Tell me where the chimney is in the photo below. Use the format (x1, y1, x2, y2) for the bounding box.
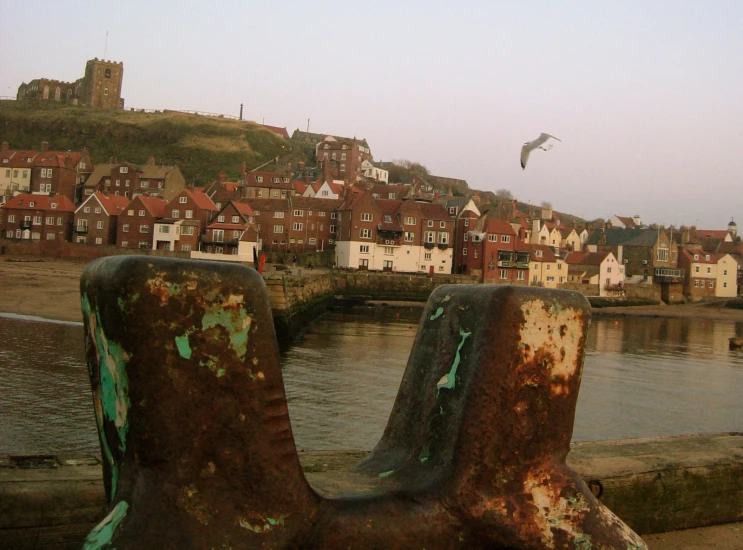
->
(219, 172, 227, 183)
(1, 142, 8, 152)
(41, 141, 49, 152)
(239, 162, 247, 179)
(65, 153, 73, 169)
(147, 156, 155, 166)
(512, 199, 518, 218)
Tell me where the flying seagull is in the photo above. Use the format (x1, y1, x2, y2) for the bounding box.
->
(521, 133, 562, 170)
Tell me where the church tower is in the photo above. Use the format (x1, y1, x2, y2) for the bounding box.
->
(80, 58, 124, 109)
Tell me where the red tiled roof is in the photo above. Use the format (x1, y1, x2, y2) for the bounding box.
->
(182, 188, 218, 211)
(293, 181, 308, 194)
(695, 229, 730, 240)
(242, 198, 289, 212)
(244, 172, 293, 189)
(0, 151, 38, 168)
(234, 202, 255, 217)
(528, 243, 557, 262)
(2, 193, 75, 212)
(484, 218, 517, 236)
(259, 125, 290, 140)
(136, 195, 168, 217)
(565, 251, 610, 266)
(92, 192, 131, 215)
(34, 152, 83, 168)
(418, 202, 449, 220)
(681, 249, 724, 264)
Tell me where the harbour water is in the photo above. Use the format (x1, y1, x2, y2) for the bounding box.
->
(1, 310, 742, 455)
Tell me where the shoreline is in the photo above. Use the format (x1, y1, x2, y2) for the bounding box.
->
(3, 256, 743, 324)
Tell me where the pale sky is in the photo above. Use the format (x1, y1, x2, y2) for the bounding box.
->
(2, 1, 741, 229)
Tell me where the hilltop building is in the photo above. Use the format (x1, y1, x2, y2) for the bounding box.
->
(16, 58, 124, 109)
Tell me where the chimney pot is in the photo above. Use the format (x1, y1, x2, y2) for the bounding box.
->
(1, 142, 8, 152)
(41, 141, 49, 152)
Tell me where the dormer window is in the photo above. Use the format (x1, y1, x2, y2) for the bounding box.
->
(2, 159, 7, 164)
(29, 201, 35, 207)
(179, 196, 187, 203)
(121, 167, 129, 173)
(272, 177, 280, 183)
(705, 255, 710, 260)
(51, 203, 57, 209)
(256, 176, 263, 182)
(536, 250, 543, 257)
(694, 254, 699, 260)
(283, 177, 290, 183)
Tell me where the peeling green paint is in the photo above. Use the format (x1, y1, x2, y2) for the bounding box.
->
(437, 328, 472, 393)
(216, 368, 226, 377)
(572, 534, 593, 549)
(418, 445, 430, 463)
(83, 500, 129, 550)
(378, 470, 394, 478)
(238, 515, 286, 533)
(82, 293, 130, 502)
(202, 299, 252, 361)
(429, 307, 444, 321)
(443, 295, 451, 302)
(175, 334, 192, 359)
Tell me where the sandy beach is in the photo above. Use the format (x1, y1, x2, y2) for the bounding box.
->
(1, 255, 742, 548)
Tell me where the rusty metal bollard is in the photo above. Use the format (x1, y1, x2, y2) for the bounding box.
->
(81, 256, 646, 549)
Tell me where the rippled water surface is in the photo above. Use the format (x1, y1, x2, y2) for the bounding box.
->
(1, 311, 743, 454)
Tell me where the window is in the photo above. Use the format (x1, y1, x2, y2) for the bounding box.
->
(293, 223, 303, 231)
(360, 228, 371, 239)
(331, 212, 338, 219)
(607, 267, 611, 273)
(217, 215, 225, 222)
(139, 225, 149, 233)
(463, 248, 468, 256)
(384, 260, 393, 269)
(463, 233, 469, 241)
(57, 217, 62, 225)
(48, 233, 57, 241)
(46, 216, 54, 225)
(122, 224, 130, 232)
(33, 216, 42, 225)
(384, 247, 394, 255)
(96, 221, 104, 229)
(388, 193, 395, 199)
(172, 209, 180, 218)
(256, 176, 263, 182)
(501, 235, 510, 243)
(707, 267, 711, 274)
(425, 231, 435, 243)
(474, 250, 479, 259)
(8, 215, 15, 223)
(361, 213, 373, 222)
(185, 210, 193, 219)
(77, 219, 88, 231)
(273, 225, 284, 234)
(181, 244, 191, 252)
(405, 231, 414, 242)
(330, 225, 337, 233)
(535, 250, 543, 257)
(424, 252, 432, 260)
(308, 238, 316, 245)
(405, 216, 416, 225)
(517, 271, 525, 280)
(138, 210, 145, 217)
(274, 211, 284, 218)
(695, 266, 700, 273)
(140, 181, 148, 188)
(294, 210, 304, 217)
(657, 248, 669, 262)
(360, 245, 369, 254)
(359, 259, 369, 268)
(213, 230, 224, 242)
(709, 281, 714, 288)
(121, 167, 129, 174)
(94, 207, 101, 214)
(438, 232, 449, 244)
(179, 196, 187, 204)
(121, 241, 128, 248)
(440, 221, 446, 228)
(182, 226, 194, 235)
(427, 220, 433, 227)
(231, 216, 240, 223)
(160, 226, 170, 234)
(84, 206, 91, 213)
(488, 235, 497, 242)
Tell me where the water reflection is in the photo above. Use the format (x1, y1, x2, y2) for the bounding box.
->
(1, 310, 742, 455)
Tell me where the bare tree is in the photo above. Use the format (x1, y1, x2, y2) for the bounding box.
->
(495, 188, 513, 201)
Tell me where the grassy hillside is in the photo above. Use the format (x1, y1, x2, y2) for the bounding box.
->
(0, 101, 298, 185)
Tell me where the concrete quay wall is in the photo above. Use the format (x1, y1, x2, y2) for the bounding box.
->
(1, 433, 741, 549)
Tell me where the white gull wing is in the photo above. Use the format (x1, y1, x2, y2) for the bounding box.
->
(521, 133, 562, 169)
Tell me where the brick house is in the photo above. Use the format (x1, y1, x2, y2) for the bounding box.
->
(242, 171, 294, 199)
(334, 193, 453, 273)
(246, 198, 292, 253)
(453, 209, 480, 274)
(286, 197, 343, 252)
(84, 158, 185, 203)
(116, 195, 168, 250)
(152, 188, 219, 252)
(464, 216, 526, 283)
(316, 137, 372, 182)
(73, 192, 131, 245)
(31, 144, 93, 203)
(1, 193, 75, 242)
(194, 201, 258, 261)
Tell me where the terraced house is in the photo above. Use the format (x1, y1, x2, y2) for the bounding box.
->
(73, 192, 131, 245)
(334, 192, 453, 273)
(116, 195, 168, 250)
(193, 201, 258, 262)
(1, 193, 75, 242)
(152, 188, 218, 252)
